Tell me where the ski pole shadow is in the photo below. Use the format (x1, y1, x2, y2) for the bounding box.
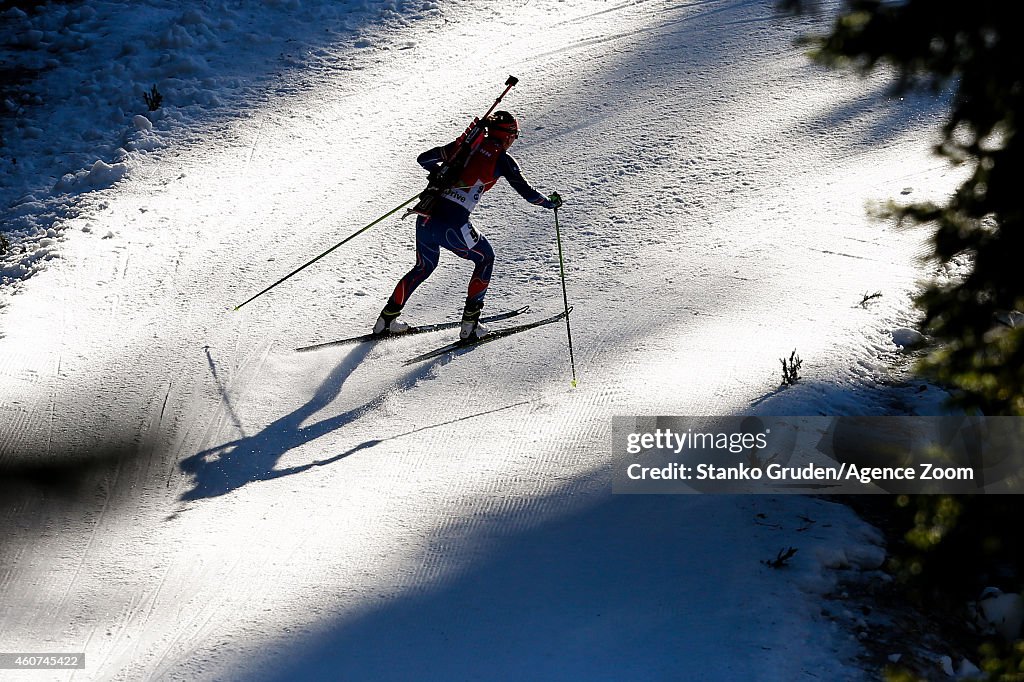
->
(279, 398, 534, 475)
(203, 345, 248, 439)
(178, 341, 418, 502)
(178, 335, 536, 504)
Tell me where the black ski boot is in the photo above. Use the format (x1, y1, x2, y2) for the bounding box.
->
(459, 298, 488, 341)
(373, 299, 409, 335)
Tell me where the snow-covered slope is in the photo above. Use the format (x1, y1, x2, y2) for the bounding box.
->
(1, 0, 957, 679)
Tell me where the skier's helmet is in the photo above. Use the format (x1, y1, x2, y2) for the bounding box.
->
(486, 111, 519, 149)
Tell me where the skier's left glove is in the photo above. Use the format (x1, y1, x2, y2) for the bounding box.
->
(542, 192, 563, 210)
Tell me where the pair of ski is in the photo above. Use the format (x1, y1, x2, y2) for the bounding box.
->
(295, 305, 571, 365)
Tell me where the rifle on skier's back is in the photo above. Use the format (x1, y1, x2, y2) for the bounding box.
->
(406, 75, 519, 219)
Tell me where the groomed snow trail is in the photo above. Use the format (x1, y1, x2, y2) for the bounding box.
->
(1, 0, 954, 679)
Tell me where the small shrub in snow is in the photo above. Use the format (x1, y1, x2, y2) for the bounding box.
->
(762, 547, 798, 568)
(143, 84, 163, 111)
(0, 233, 9, 256)
(780, 349, 802, 386)
(859, 291, 882, 308)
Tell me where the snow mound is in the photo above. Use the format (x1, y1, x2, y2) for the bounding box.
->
(890, 327, 925, 350)
(55, 159, 128, 193)
(995, 310, 1024, 328)
(975, 588, 1024, 642)
(816, 544, 886, 571)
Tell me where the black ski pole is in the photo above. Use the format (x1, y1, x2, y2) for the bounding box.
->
(233, 191, 421, 311)
(551, 193, 578, 387)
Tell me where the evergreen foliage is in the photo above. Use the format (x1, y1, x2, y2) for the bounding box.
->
(794, 0, 1024, 414)
(886, 495, 1024, 680)
(784, 5, 1024, 675)
(143, 84, 163, 112)
(780, 349, 802, 386)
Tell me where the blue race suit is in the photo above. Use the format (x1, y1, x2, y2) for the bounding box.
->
(386, 139, 552, 312)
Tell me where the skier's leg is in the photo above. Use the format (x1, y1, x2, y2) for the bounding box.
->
(439, 221, 495, 339)
(374, 217, 441, 334)
(466, 235, 495, 307)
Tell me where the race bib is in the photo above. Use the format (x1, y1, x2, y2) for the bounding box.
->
(460, 222, 481, 246)
(442, 180, 486, 212)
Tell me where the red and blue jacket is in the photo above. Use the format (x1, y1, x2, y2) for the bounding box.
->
(417, 140, 552, 224)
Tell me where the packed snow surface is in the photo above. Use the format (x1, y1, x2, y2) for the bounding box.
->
(1, 0, 960, 679)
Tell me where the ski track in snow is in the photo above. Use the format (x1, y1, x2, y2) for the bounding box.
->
(0, 0, 958, 679)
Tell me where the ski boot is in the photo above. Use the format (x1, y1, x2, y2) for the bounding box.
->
(373, 300, 409, 335)
(459, 298, 488, 341)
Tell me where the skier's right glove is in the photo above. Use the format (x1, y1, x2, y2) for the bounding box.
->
(547, 192, 563, 209)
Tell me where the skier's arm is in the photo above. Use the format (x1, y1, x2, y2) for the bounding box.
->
(417, 146, 446, 173)
(499, 154, 556, 208)
(417, 140, 463, 173)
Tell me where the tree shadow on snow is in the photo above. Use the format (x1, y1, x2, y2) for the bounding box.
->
(258, 486, 864, 681)
(748, 377, 947, 416)
(788, 75, 952, 154)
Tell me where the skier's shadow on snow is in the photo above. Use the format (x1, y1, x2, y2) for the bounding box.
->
(179, 343, 416, 502)
(179, 345, 528, 503)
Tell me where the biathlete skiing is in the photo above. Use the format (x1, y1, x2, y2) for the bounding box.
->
(373, 109, 562, 341)
(232, 76, 575, 372)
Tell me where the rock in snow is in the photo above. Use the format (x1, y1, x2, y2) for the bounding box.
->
(890, 327, 925, 350)
(977, 587, 1024, 642)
